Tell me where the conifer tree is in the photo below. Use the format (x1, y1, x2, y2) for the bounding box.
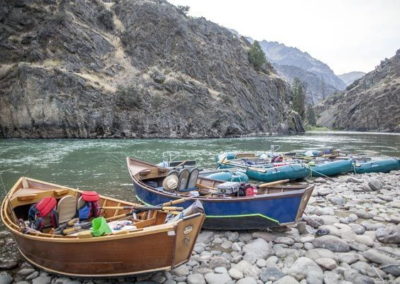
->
(292, 78, 306, 119)
(248, 41, 266, 71)
(306, 104, 317, 126)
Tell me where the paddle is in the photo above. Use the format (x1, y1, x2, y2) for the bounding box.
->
(258, 179, 290, 188)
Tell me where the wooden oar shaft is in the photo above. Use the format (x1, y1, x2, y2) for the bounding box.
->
(176, 160, 188, 167)
(161, 198, 188, 206)
(101, 206, 183, 211)
(258, 179, 290, 188)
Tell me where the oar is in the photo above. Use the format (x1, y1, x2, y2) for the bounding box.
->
(161, 198, 188, 206)
(176, 160, 188, 167)
(101, 206, 183, 211)
(258, 179, 290, 188)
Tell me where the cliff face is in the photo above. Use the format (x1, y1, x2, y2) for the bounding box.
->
(258, 41, 345, 104)
(0, 0, 303, 138)
(317, 50, 400, 132)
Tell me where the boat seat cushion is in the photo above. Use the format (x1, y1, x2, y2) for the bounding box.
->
(187, 168, 199, 189)
(178, 169, 190, 191)
(57, 195, 77, 224)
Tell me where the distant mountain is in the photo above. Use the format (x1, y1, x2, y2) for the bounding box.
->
(317, 49, 400, 132)
(257, 40, 346, 104)
(338, 71, 366, 86)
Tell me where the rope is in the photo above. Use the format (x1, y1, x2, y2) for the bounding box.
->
(305, 165, 334, 181)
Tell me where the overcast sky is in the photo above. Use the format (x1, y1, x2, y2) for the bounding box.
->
(168, 0, 400, 74)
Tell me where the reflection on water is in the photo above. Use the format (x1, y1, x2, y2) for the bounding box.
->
(0, 132, 399, 201)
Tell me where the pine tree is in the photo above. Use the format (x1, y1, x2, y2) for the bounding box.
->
(306, 104, 317, 126)
(292, 78, 306, 119)
(248, 41, 266, 71)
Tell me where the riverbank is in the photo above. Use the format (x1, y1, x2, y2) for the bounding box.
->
(1, 170, 400, 283)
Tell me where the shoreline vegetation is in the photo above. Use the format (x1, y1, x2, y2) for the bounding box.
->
(1, 170, 400, 283)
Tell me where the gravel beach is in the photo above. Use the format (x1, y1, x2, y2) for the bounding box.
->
(1, 170, 400, 284)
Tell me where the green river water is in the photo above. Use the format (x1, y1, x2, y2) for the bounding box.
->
(0, 131, 399, 202)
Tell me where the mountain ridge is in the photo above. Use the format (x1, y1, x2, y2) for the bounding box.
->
(255, 40, 346, 103)
(317, 49, 400, 132)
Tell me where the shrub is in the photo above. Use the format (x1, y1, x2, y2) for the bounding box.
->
(115, 85, 143, 109)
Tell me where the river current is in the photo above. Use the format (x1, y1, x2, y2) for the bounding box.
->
(0, 131, 399, 202)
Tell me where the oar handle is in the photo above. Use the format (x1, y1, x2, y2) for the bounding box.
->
(258, 179, 290, 188)
(162, 198, 188, 206)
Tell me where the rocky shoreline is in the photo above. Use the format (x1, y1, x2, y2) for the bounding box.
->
(1, 170, 400, 284)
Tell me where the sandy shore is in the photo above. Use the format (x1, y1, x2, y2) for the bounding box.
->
(1, 170, 400, 284)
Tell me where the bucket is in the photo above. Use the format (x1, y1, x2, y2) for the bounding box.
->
(91, 217, 112, 237)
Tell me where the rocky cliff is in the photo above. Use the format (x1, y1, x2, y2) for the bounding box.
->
(338, 71, 366, 87)
(258, 40, 346, 104)
(0, 0, 303, 138)
(317, 49, 400, 132)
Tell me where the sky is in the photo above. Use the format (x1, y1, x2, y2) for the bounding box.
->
(168, 0, 400, 75)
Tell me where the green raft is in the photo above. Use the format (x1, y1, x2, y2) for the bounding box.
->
(309, 159, 353, 177)
(246, 164, 309, 182)
(353, 158, 400, 174)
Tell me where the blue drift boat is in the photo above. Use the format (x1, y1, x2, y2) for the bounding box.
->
(127, 157, 315, 230)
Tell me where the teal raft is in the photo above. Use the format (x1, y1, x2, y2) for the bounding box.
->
(246, 164, 309, 182)
(353, 158, 400, 174)
(203, 171, 249, 182)
(309, 159, 353, 177)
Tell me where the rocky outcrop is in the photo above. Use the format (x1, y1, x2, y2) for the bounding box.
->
(257, 40, 346, 103)
(0, 0, 303, 138)
(338, 71, 366, 87)
(317, 49, 400, 132)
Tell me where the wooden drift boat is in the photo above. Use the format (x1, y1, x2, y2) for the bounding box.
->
(127, 157, 315, 230)
(0, 177, 205, 277)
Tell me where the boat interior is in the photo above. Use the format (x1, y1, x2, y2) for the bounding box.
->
(127, 158, 312, 198)
(2, 177, 176, 238)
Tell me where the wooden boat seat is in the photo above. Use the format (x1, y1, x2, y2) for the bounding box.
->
(10, 188, 73, 207)
(57, 195, 77, 224)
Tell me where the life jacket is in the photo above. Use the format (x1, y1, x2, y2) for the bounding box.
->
(78, 191, 100, 221)
(28, 197, 59, 231)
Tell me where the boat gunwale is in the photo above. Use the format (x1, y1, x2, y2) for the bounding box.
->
(126, 157, 314, 202)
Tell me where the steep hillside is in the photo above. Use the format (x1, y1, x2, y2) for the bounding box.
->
(258, 41, 346, 103)
(0, 0, 303, 138)
(339, 71, 366, 86)
(317, 50, 400, 132)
